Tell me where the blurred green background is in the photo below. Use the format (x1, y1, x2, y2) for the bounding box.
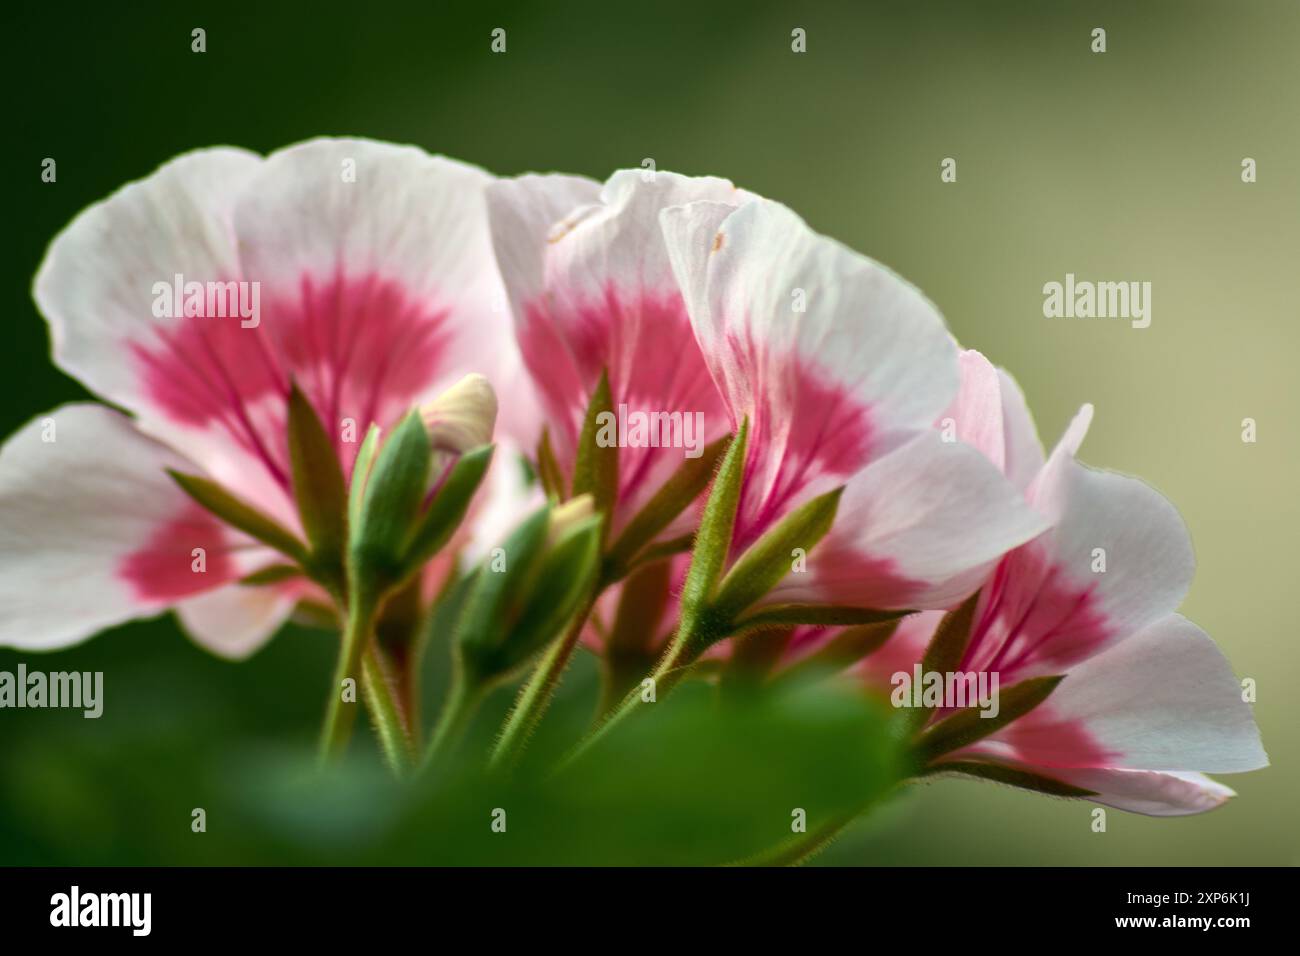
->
(2, 0, 1296, 864)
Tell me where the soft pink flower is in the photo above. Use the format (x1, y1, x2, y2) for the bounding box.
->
(488, 169, 747, 538)
(0, 139, 527, 657)
(661, 199, 1049, 611)
(866, 351, 1267, 815)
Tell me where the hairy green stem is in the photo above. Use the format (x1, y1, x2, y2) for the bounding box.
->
(423, 673, 486, 770)
(489, 590, 599, 771)
(361, 643, 415, 775)
(318, 582, 381, 764)
(559, 621, 703, 771)
(727, 808, 863, 867)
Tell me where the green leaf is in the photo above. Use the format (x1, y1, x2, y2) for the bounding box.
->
(923, 760, 1098, 798)
(168, 470, 309, 566)
(361, 644, 415, 776)
(732, 604, 911, 636)
(677, 418, 749, 643)
(286, 383, 347, 580)
(916, 675, 1065, 763)
(711, 486, 842, 623)
(535, 427, 565, 503)
(350, 410, 431, 581)
(347, 424, 382, 531)
(455, 506, 551, 673)
(402, 444, 494, 570)
(570, 370, 618, 534)
(604, 435, 729, 576)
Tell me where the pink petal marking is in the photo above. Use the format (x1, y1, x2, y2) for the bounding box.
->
(518, 284, 728, 509)
(962, 545, 1113, 679)
(784, 530, 927, 608)
(119, 503, 240, 602)
(132, 271, 452, 485)
(966, 704, 1121, 769)
(726, 327, 876, 552)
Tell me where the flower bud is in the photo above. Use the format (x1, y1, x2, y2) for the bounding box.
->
(547, 494, 594, 548)
(419, 373, 497, 455)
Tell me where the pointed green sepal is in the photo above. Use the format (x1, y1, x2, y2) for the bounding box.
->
(286, 383, 348, 583)
(455, 506, 552, 677)
(677, 418, 749, 638)
(920, 591, 981, 679)
(239, 564, 303, 587)
(349, 410, 431, 582)
(535, 427, 566, 503)
(570, 371, 619, 534)
(402, 443, 494, 570)
(167, 469, 309, 566)
(506, 514, 603, 669)
(711, 486, 843, 623)
(916, 674, 1066, 763)
(732, 604, 911, 636)
(774, 619, 900, 685)
(923, 760, 1098, 798)
(605, 434, 729, 578)
(347, 424, 382, 531)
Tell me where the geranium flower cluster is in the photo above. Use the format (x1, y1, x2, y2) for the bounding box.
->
(0, 139, 1264, 824)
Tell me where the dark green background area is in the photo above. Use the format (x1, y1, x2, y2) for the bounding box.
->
(2, 0, 1296, 864)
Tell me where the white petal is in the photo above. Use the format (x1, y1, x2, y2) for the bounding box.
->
(0, 404, 244, 650)
(34, 147, 261, 419)
(176, 583, 298, 660)
(1051, 768, 1238, 817)
(663, 196, 959, 440)
(985, 614, 1267, 773)
(1024, 456, 1195, 664)
(768, 431, 1050, 609)
(997, 367, 1045, 491)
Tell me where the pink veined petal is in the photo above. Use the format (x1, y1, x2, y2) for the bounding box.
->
(0, 404, 255, 650)
(489, 170, 741, 532)
(662, 197, 962, 552)
(765, 431, 1050, 610)
(967, 614, 1266, 774)
(35, 139, 522, 526)
(855, 609, 944, 685)
(962, 453, 1195, 679)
